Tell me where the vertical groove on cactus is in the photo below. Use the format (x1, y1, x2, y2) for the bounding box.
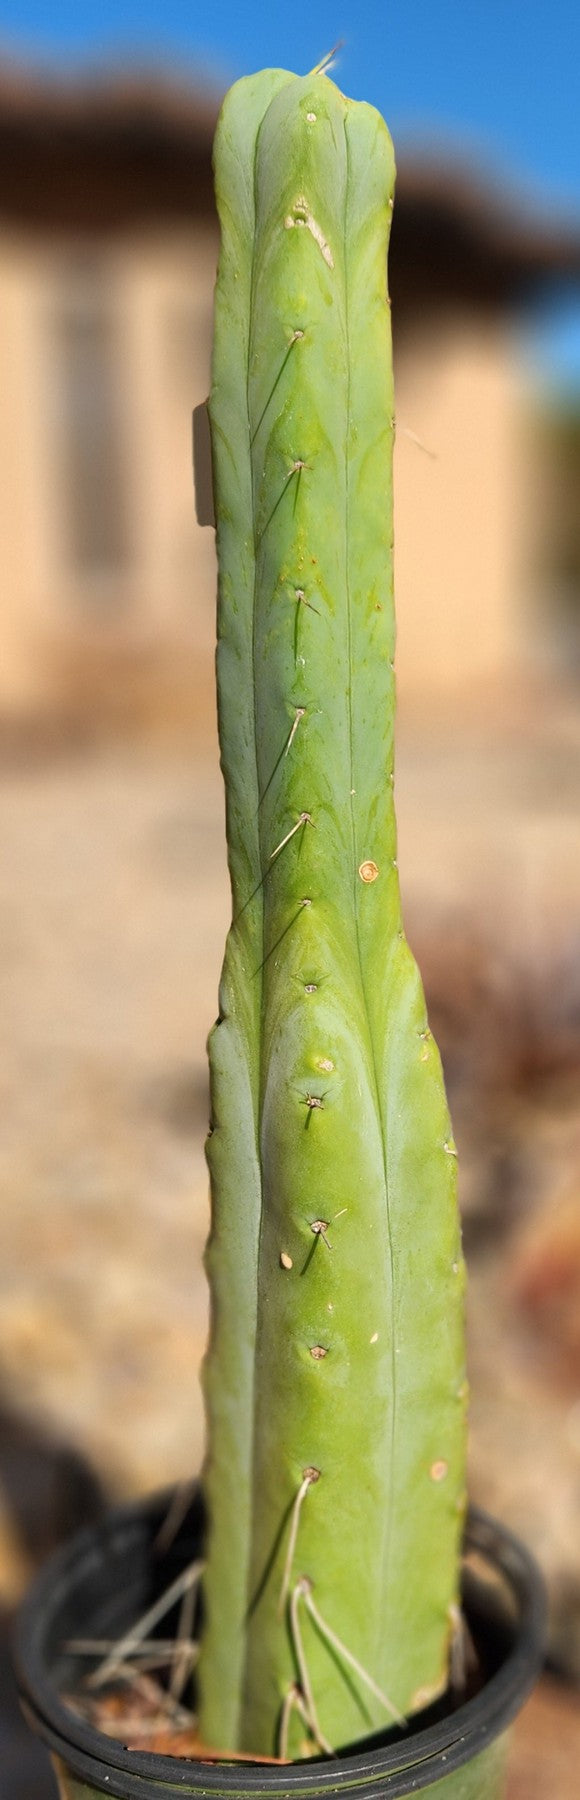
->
(200, 70, 288, 1753)
(341, 119, 398, 1647)
(199, 65, 467, 1761)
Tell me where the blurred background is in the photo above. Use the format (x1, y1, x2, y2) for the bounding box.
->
(0, 3, 578, 1794)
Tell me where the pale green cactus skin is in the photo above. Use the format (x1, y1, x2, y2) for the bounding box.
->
(200, 67, 468, 1760)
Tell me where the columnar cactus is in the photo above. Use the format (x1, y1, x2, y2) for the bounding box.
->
(200, 66, 467, 1761)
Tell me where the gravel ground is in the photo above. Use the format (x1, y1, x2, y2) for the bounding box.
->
(0, 746, 228, 1508)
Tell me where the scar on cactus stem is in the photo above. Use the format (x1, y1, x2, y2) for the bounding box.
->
(199, 63, 467, 1759)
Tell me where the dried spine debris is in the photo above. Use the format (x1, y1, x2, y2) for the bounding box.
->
(288, 1582, 334, 1754)
(278, 1468, 320, 1617)
(88, 1560, 204, 1692)
(269, 811, 314, 862)
(300, 1584, 407, 1728)
(285, 707, 306, 755)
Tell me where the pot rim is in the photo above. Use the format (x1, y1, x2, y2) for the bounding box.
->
(14, 1490, 546, 1798)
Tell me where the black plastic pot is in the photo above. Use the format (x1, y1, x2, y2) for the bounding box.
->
(15, 1488, 545, 1800)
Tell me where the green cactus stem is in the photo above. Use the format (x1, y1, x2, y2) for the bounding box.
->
(199, 66, 467, 1761)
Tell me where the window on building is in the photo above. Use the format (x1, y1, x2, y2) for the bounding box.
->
(55, 264, 130, 595)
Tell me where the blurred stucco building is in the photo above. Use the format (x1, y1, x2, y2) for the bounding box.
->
(0, 62, 579, 739)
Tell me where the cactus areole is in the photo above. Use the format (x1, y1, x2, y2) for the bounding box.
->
(200, 65, 468, 1762)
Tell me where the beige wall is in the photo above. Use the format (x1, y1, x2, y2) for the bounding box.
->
(393, 316, 533, 707)
(0, 224, 218, 729)
(0, 226, 542, 731)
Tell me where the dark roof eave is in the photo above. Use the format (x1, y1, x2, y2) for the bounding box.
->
(0, 62, 578, 302)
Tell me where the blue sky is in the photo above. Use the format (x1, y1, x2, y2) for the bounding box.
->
(2, 0, 580, 390)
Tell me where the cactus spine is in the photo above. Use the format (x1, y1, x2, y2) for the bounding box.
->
(200, 67, 467, 1760)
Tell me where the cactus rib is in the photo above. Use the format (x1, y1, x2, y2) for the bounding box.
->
(200, 67, 467, 1759)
